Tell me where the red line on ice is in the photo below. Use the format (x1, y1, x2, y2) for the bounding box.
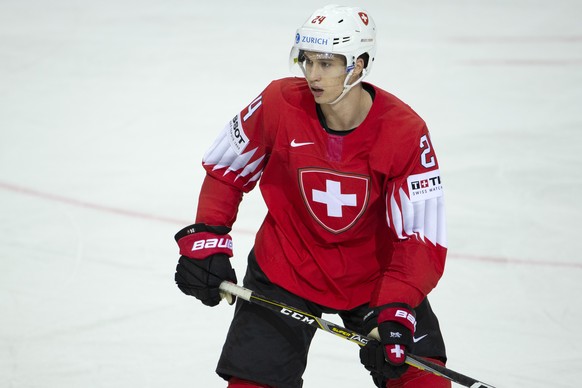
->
(0, 181, 188, 225)
(2, 181, 580, 269)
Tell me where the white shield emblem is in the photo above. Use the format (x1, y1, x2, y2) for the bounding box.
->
(298, 168, 370, 234)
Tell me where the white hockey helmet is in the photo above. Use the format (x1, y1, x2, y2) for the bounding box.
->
(289, 5, 377, 78)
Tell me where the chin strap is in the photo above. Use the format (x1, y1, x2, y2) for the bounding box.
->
(328, 68, 368, 105)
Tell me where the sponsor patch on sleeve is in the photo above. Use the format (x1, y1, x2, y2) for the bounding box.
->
(227, 114, 249, 155)
(406, 170, 443, 202)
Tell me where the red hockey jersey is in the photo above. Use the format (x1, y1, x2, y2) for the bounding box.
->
(196, 77, 447, 310)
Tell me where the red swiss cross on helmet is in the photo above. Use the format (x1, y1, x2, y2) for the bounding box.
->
(358, 12, 369, 25)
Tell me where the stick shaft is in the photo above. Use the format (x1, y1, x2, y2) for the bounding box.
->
(219, 282, 495, 388)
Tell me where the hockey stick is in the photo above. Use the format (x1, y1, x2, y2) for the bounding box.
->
(219, 281, 496, 388)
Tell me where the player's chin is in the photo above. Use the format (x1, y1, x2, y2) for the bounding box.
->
(311, 90, 335, 104)
(315, 94, 340, 105)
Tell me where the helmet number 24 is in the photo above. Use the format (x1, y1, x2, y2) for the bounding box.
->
(311, 16, 326, 24)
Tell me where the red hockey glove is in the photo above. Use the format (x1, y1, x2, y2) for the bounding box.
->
(174, 223, 237, 307)
(360, 304, 416, 385)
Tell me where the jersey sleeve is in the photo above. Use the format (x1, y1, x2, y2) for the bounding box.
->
(195, 92, 270, 227)
(371, 126, 447, 308)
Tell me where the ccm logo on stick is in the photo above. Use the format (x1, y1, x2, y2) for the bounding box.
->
(191, 238, 233, 251)
(280, 308, 315, 324)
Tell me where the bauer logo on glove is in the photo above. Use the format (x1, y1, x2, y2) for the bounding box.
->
(191, 236, 233, 251)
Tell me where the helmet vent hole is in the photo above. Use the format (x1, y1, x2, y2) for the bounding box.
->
(332, 36, 351, 45)
(338, 19, 344, 23)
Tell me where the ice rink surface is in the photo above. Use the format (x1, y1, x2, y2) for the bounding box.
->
(1, 1, 581, 387)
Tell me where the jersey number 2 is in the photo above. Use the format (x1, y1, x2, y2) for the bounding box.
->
(420, 134, 436, 168)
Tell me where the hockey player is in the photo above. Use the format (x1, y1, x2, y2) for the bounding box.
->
(175, 5, 450, 388)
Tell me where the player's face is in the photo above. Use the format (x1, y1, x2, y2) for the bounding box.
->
(301, 52, 348, 104)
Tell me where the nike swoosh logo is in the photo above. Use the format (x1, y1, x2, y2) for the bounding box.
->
(413, 334, 428, 343)
(290, 139, 315, 147)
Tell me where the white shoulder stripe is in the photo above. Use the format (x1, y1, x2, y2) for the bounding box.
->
(387, 184, 447, 248)
(202, 120, 266, 186)
(390, 186, 405, 239)
(203, 126, 231, 165)
(226, 147, 257, 174)
(237, 154, 265, 180)
(399, 187, 416, 238)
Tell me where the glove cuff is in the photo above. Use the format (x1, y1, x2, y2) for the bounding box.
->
(174, 223, 231, 241)
(377, 305, 416, 334)
(362, 302, 414, 336)
(175, 223, 233, 259)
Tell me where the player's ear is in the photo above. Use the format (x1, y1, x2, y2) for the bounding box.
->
(349, 57, 366, 83)
(356, 56, 366, 73)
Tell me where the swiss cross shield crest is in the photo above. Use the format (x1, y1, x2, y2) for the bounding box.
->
(298, 168, 370, 234)
(358, 12, 369, 26)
